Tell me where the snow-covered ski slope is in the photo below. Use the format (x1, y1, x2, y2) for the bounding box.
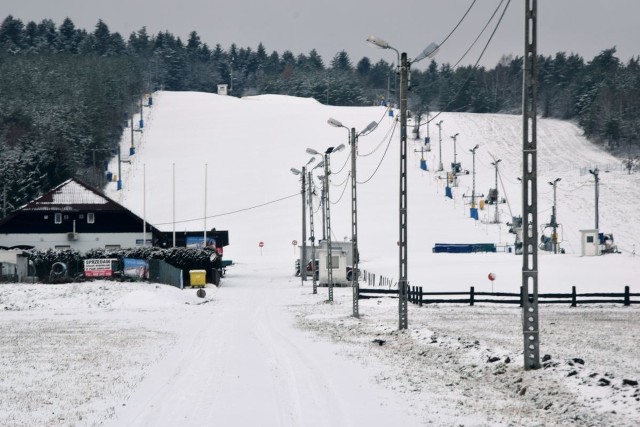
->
(106, 91, 640, 293)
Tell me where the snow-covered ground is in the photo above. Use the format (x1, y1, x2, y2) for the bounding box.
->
(1, 92, 639, 426)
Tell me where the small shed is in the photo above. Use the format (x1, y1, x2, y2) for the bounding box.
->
(580, 229, 600, 256)
(217, 84, 228, 96)
(317, 242, 348, 287)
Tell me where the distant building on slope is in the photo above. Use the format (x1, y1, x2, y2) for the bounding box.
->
(0, 177, 164, 252)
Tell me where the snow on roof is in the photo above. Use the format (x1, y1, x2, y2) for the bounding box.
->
(27, 179, 109, 209)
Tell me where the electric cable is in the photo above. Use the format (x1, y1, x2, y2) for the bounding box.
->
(425, 0, 513, 125)
(357, 119, 398, 184)
(329, 172, 350, 204)
(437, 0, 478, 50)
(358, 119, 396, 157)
(153, 192, 299, 225)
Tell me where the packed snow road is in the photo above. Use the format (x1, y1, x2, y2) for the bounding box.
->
(107, 260, 422, 427)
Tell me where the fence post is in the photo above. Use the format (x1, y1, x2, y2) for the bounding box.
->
(419, 286, 423, 307)
(470, 286, 475, 306)
(571, 286, 577, 307)
(519, 286, 523, 307)
(624, 285, 630, 306)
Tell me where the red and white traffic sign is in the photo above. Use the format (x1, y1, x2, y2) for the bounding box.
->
(259, 241, 264, 248)
(292, 240, 298, 246)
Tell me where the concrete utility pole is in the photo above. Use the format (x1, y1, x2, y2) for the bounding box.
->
(323, 156, 334, 302)
(327, 118, 377, 318)
(589, 168, 600, 229)
(398, 51, 409, 330)
(521, 0, 541, 371)
(436, 120, 444, 171)
(366, 35, 438, 330)
(308, 171, 317, 294)
(301, 166, 307, 282)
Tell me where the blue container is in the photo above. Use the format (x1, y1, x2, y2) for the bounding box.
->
(129, 147, 135, 156)
(103, 160, 109, 171)
(470, 207, 479, 220)
(106, 171, 113, 182)
(424, 136, 430, 145)
(420, 159, 428, 171)
(139, 119, 144, 129)
(445, 186, 453, 199)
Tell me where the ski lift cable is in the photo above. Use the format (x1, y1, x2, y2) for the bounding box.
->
(358, 119, 398, 185)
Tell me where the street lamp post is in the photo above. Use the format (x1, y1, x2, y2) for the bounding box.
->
(589, 168, 600, 230)
(328, 118, 378, 318)
(307, 145, 345, 302)
(307, 161, 324, 295)
(492, 159, 502, 223)
(291, 157, 316, 283)
(451, 133, 460, 174)
(367, 35, 438, 330)
(468, 144, 480, 220)
(436, 120, 444, 171)
(548, 178, 561, 254)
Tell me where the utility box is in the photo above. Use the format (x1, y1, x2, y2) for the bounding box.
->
(217, 84, 228, 96)
(580, 229, 600, 256)
(317, 242, 349, 287)
(189, 269, 207, 287)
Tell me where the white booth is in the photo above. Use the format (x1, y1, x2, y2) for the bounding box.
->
(317, 241, 349, 287)
(580, 229, 600, 256)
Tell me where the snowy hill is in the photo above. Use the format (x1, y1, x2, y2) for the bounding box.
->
(106, 91, 640, 293)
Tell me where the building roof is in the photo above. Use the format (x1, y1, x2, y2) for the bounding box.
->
(20, 178, 122, 211)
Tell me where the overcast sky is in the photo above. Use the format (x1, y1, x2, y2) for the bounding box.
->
(2, 1, 639, 69)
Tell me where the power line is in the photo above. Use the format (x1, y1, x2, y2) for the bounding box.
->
(153, 192, 299, 225)
(427, 0, 512, 125)
(438, 0, 478, 50)
(358, 119, 398, 184)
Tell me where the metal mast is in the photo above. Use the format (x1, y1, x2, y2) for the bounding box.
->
(522, 0, 541, 370)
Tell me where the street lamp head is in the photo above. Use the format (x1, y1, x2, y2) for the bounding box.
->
(451, 133, 459, 140)
(314, 161, 325, 170)
(361, 121, 378, 135)
(290, 168, 302, 176)
(305, 157, 316, 166)
(306, 148, 321, 156)
(437, 120, 443, 126)
(366, 35, 390, 49)
(469, 144, 479, 153)
(413, 42, 440, 63)
(327, 118, 344, 128)
(333, 144, 346, 153)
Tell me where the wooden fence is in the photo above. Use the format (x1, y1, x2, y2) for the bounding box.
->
(358, 282, 638, 307)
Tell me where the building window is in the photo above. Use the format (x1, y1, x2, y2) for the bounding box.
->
(79, 214, 84, 219)
(55, 245, 71, 250)
(87, 213, 95, 224)
(54, 213, 62, 224)
(105, 245, 121, 250)
(44, 215, 49, 220)
(586, 236, 594, 243)
(63, 214, 69, 220)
